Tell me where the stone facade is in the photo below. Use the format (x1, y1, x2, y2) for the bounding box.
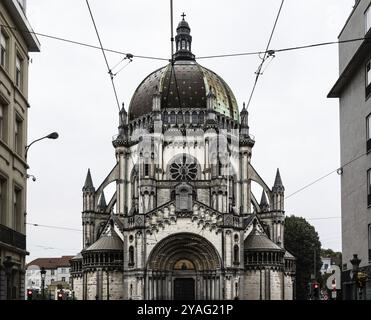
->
(328, 0, 371, 300)
(0, 0, 40, 300)
(71, 16, 295, 300)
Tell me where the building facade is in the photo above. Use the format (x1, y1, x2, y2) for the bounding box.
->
(0, 0, 40, 300)
(328, 0, 371, 300)
(25, 256, 73, 299)
(71, 16, 296, 300)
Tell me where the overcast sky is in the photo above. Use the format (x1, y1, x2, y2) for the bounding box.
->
(24, 0, 355, 262)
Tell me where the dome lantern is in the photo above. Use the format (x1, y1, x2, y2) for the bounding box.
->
(174, 13, 195, 61)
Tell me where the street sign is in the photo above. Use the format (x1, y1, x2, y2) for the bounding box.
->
(326, 265, 341, 290)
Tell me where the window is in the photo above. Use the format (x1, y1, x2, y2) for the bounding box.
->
(15, 55, 23, 89)
(14, 116, 23, 155)
(366, 61, 371, 98)
(51, 279, 54, 283)
(129, 246, 134, 266)
(366, 5, 371, 34)
(50, 270, 55, 276)
(0, 30, 8, 69)
(144, 164, 149, 177)
(13, 187, 21, 231)
(368, 169, 371, 206)
(0, 104, 7, 142)
(61, 277, 65, 282)
(233, 245, 239, 264)
(0, 176, 7, 224)
(368, 224, 371, 261)
(181, 40, 186, 50)
(367, 114, 371, 152)
(170, 112, 176, 124)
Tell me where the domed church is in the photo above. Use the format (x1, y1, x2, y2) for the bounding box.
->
(70, 15, 295, 300)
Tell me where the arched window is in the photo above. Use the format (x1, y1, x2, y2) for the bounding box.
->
(129, 246, 134, 266)
(199, 112, 204, 124)
(144, 164, 149, 177)
(192, 112, 198, 124)
(170, 112, 176, 124)
(177, 112, 183, 124)
(234, 245, 239, 264)
(185, 112, 190, 124)
(162, 112, 168, 123)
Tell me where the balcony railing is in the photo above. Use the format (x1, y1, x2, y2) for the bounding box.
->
(0, 224, 26, 250)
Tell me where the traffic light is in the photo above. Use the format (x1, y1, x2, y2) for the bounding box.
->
(57, 290, 63, 300)
(312, 282, 320, 300)
(27, 289, 33, 300)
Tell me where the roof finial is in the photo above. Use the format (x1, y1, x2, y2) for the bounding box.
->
(181, 12, 186, 20)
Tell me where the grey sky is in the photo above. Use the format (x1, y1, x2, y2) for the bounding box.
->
(25, 0, 355, 261)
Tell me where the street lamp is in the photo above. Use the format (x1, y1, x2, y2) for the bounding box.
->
(350, 254, 361, 300)
(25, 132, 59, 160)
(40, 267, 46, 300)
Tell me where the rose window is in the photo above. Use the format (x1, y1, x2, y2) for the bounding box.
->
(170, 158, 198, 181)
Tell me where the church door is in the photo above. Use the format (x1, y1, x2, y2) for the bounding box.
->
(173, 278, 195, 300)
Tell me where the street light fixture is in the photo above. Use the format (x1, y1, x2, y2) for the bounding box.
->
(40, 267, 46, 300)
(25, 132, 59, 160)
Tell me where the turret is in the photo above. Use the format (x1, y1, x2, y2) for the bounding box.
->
(82, 168, 95, 212)
(174, 13, 195, 61)
(97, 191, 107, 213)
(82, 169, 96, 248)
(272, 168, 284, 211)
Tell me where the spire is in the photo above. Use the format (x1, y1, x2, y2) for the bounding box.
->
(97, 191, 107, 211)
(272, 168, 285, 193)
(260, 191, 269, 212)
(83, 169, 95, 192)
(240, 102, 249, 128)
(174, 13, 195, 61)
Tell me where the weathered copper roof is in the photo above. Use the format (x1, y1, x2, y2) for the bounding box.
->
(85, 231, 123, 252)
(128, 60, 240, 121)
(244, 228, 284, 252)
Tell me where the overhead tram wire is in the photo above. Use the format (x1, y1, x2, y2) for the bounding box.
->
(197, 37, 369, 60)
(285, 150, 369, 200)
(1, 23, 369, 62)
(245, 0, 285, 110)
(85, 0, 121, 112)
(0, 23, 167, 61)
(26, 223, 82, 232)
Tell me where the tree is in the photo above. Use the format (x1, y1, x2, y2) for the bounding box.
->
(284, 215, 322, 300)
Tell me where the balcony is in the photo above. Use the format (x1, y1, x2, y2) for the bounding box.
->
(0, 224, 26, 250)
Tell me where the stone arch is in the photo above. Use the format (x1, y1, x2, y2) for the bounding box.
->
(147, 232, 221, 271)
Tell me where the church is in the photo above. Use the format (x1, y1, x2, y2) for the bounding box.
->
(70, 15, 295, 300)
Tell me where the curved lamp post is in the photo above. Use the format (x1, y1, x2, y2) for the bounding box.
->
(40, 267, 46, 300)
(25, 132, 59, 160)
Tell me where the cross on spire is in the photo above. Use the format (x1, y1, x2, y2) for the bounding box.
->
(181, 12, 186, 20)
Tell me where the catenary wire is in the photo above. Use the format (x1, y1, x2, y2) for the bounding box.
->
(27, 223, 82, 232)
(285, 150, 368, 199)
(0, 23, 168, 61)
(1, 23, 369, 61)
(85, 0, 121, 112)
(245, 0, 285, 109)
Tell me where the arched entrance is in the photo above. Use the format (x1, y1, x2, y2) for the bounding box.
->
(146, 233, 221, 300)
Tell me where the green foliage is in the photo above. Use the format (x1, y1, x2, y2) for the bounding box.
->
(284, 215, 322, 300)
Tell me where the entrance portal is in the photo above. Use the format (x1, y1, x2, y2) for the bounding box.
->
(174, 278, 195, 300)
